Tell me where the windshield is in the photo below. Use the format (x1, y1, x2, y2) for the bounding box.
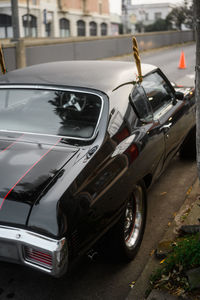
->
(0, 88, 102, 139)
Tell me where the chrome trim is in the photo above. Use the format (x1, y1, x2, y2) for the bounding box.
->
(0, 85, 104, 142)
(154, 102, 173, 120)
(0, 129, 93, 141)
(0, 225, 68, 277)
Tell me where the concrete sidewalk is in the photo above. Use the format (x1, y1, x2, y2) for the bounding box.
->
(127, 178, 200, 300)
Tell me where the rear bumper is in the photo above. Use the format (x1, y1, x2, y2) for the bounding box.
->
(0, 225, 68, 277)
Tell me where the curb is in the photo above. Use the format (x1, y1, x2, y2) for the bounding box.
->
(127, 177, 200, 300)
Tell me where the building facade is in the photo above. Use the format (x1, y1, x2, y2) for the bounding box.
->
(110, 13, 121, 36)
(122, 1, 175, 33)
(0, 0, 111, 38)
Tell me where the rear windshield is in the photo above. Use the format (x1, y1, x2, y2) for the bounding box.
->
(0, 89, 102, 139)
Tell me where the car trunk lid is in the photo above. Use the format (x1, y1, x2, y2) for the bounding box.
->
(0, 132, 79, 226)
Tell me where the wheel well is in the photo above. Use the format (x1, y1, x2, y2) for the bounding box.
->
(143, 174, 152, 189)
(182, 126, 196, 146)
(179, 125, 196, 160)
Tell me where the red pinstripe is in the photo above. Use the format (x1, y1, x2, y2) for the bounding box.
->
(0, 137, 61, 210)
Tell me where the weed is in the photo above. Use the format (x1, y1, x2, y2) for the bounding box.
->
(150, 233, 200, 295)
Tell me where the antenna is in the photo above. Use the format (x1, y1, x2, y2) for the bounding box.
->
(132, 37, 142, 83)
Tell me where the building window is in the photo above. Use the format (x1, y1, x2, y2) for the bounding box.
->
(60, 18, 70, 37)
(77, 20, 85, 36)
(0, 14, 12, 38)
(90, 21, 97, 36)
(22, 14, 37, 37)
(101, 23, 107, 36)
(145, 13, 149, 21)
(155, 12, 162, 20)
(45, 22, 51, 37)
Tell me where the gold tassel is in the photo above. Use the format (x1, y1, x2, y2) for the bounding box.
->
(132, 37, 142, 83)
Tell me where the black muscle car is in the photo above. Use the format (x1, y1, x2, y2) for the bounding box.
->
(0, 61, 195, 277)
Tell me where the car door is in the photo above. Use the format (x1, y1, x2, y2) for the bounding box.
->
(141, 69, 192, 169)
(71, 85, 135, 252)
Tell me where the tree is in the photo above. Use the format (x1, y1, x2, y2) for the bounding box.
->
(144, 18, 172, 32)
(185, 1, 194, 29)
(195, 0, 200, 178)
(135, 21, 144, 33)
(167, 7, 186, 30)
(167, 0, 193, 30)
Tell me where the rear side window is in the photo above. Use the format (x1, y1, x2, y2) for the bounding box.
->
(142, 72, 172, 113)
(130, 85, 153, 122)
(0, 89, 102, 139)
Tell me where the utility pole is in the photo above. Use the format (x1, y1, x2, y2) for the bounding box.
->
(11, 0, 20, 40)
(122, 0, 128, 34)
(27, 0, 30, 37)
(195, 0, 200, 178)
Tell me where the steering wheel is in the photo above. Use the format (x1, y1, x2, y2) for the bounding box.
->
(61, 93, 86, 112)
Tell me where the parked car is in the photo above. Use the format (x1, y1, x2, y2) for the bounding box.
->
(0, 61, 195, 277)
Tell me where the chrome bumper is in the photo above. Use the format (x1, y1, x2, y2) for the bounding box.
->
(0, 225, 68, 277)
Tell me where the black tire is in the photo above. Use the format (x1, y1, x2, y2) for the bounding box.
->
(179, 126, 196, 160)
(111, 180, 147, 261)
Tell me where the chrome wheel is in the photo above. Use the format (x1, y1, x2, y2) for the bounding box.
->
(107, 180, 146, 261)
(124, 185, 144, 250)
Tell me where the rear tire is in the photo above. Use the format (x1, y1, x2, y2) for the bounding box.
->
(111, 180, 147, 261)
(179, 126, 196, 160)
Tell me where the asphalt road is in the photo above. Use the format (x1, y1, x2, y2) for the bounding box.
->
(0, 43, 197, 300)
(113, 42, 195, 87)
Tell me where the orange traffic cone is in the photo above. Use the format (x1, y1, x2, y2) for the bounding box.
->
(178, 51, 186, 69)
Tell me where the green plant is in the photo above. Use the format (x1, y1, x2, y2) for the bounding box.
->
(144, 19, 171, 32)
(150, 234, 200, 293)
(165, 234, 200, 271)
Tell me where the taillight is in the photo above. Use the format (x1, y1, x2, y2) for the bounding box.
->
(125, 144, 139, 163)
(24, 246, 53, 270)
(114, 126, 130, 143)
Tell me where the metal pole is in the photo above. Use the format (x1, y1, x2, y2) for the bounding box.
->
(11, 0, 20, 40)
(122, 0, 128, 34)
(195, 0, 200, 178)
(125, 5, 128, 33)
(27, 0, 30, 37)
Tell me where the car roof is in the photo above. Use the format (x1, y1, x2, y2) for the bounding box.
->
(0, 61, 156, 95)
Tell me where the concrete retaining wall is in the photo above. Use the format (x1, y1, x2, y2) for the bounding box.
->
(1, 30, 194, 72)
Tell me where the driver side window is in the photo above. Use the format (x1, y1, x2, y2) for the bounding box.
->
(142, 72, 172, 113)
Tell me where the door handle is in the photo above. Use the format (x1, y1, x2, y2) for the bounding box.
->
(159, 123, 172, 131)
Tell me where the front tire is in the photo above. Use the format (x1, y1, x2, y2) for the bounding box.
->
(112, 181, 147, 261)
